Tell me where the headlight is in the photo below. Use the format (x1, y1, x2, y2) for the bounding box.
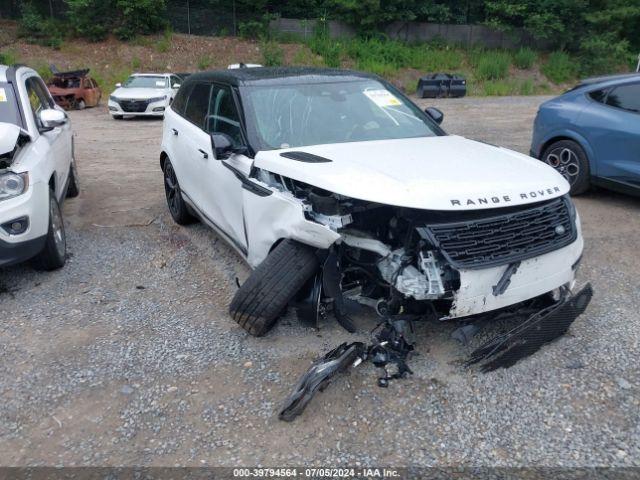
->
(0, 172, 28, 201)
(109, 95, 118, 102)
(148, 95, 167, 103)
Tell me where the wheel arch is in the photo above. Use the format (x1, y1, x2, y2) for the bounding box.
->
(539, 130, 597, 175)
(160, 151, 168, 171)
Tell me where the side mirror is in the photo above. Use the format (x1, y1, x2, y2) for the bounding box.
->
(172, 83, 181, 89)
(211, 132, 247, 159)
(115, 82, 122, 88)
(425, 107, 444, 125)
(39, 109, 67, 129)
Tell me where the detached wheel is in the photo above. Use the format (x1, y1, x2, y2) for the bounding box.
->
(34, 190, 66, 271)
(66, 159, 80, 198)
(230, 239, 320, 336)
(163, 158, 194, 225)
(542, 140, 590, 195)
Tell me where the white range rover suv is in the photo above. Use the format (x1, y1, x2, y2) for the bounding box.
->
(108, 73, 182, 119)
(0, 65, 78, 270)
(160, 67, 588, 344)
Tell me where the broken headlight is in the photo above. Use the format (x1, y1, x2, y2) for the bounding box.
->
(0, 172, 28, 201)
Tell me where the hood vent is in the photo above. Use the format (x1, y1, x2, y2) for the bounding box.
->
(280, 151, 332, 163)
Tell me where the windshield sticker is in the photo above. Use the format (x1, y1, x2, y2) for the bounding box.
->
(0, 88, 6, 102)
(364, 89, 401, 107)
(155, 80, 166, 87)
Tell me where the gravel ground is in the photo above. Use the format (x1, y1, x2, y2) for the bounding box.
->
(0, 96, 639, 468)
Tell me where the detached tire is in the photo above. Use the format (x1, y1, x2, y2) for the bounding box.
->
(230, 239, 319, 336)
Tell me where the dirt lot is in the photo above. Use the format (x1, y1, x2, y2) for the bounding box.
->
(1, 96, 639, 468)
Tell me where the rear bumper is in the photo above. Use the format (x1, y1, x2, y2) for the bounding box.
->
(0, 234, 46, 267)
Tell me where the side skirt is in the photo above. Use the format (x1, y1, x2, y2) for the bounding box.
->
(180, 191, 250, 262)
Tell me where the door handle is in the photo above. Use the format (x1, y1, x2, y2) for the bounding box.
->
(171, 128, 179, 136)
(198, 148, 209, 159)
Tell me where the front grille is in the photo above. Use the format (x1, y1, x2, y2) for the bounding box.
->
(118, 99, 149, 112)
(418, 197, 577, 269)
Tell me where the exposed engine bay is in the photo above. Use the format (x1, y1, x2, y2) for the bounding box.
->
(255, 169, 580, 326)
(0, 122, 30, 169)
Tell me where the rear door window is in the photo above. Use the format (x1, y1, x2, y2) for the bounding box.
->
(183, 83, 212, 129)
(606, 83, 640, 113)
(0, 81, 23, 128)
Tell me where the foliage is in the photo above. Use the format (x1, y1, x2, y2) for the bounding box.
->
(475, 51, 510, 80)
(156, 26, 173, 52)
(513, 47, 536, 69)
(18, 2, 65, 48)
(197, 55, 212, 70)
(541, 51, 577, 83)
(0, 51, 19, 66)
(65, 0, 166, 41)
(114, 0, 167, 40)
(65, 0, 112, 41)
(578, 34, 630, 75)
(261, 41, 285, 66)
(485, 0, 588, 49)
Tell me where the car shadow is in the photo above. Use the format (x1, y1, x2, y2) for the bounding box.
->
(578, 186, 640, 208)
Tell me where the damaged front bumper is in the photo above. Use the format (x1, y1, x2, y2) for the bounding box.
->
(467, 282, 593, 371)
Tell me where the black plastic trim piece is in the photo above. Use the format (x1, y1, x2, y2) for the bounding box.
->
(221, 162, 272, 197)
(0, 234, 46, 267)
(280, 151, 332, 163)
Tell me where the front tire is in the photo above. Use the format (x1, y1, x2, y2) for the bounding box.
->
(542, 140, 590, 195)
(112, 114, 123, 120)
(163, 158, 195, 225)
(229, 239, 320, 336)
(34, 190, 66, 271)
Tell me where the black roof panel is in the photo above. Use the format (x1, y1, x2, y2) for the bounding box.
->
(183, 67, 380, 87)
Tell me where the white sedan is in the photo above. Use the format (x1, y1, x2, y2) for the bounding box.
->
(108, 73, 182, 119)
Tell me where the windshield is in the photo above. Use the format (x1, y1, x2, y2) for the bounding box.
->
(0, 82, 23, 128)
(241, 79, 442, 150)
(123, 76, 168, 88)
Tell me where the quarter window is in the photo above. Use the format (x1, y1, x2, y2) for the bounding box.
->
(171, 82, 193, 116)
(605, 83, 640, 113)
(183, 83, 212, 128)
(588, 89, 607, 103)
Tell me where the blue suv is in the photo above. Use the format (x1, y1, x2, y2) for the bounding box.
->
(531, 73, 640, 195)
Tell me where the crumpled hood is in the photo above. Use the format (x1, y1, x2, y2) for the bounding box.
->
(254, 135, 570, 211)
(110, 87, 167, 100)
(0, 122, 29, 161)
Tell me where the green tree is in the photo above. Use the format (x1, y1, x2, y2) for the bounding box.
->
(66, 0, 112, 41)
(485, 0, 588, 49)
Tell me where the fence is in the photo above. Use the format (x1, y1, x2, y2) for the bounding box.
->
(270, 17, 544, 50)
